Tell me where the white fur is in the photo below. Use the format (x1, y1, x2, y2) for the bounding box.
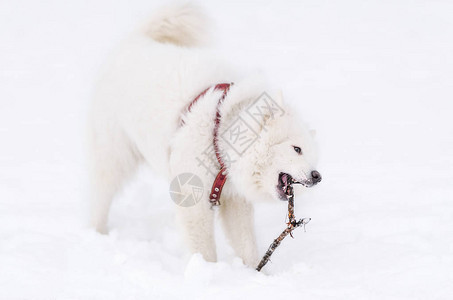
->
(88, 3, 319, 267)
(141, 3, 209, 47)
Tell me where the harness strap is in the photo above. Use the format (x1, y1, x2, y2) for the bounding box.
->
(181, 83, 232, 206)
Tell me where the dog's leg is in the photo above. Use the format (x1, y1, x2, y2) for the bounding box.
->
(219, 195, 259, 267)
(175, 202, 217, 262)
(89, 127, 141, 234)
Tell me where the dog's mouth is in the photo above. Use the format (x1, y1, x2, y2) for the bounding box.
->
(277, 172, 316, 200)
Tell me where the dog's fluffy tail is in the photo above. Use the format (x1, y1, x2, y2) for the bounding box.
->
(141, 3, 209, 47)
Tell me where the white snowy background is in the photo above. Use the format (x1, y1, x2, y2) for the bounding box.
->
(1, 0, 452, 299)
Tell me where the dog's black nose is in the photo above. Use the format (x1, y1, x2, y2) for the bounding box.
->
(311, 170, 322, 183)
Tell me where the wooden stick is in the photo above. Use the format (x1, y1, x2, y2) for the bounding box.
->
(256, 185, 310, 272)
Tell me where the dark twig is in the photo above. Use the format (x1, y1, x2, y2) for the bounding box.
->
(256, 185, 310, 272)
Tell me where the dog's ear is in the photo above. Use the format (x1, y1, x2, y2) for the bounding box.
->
(310, 129, 317, 138)
(247, 91, 286, 131)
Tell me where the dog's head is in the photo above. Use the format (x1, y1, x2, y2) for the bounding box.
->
(265, 116, 321, 200)
(226, 90, 321, 202)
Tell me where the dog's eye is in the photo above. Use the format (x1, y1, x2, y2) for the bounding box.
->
(293, 146, 302, 155)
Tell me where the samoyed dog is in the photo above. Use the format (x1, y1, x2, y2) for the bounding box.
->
(88, 3, 321, 267)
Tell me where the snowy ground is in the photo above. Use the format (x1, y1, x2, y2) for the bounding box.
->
(1, 0, 453, 299)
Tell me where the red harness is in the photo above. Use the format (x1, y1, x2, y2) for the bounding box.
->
(181, 83, 232, 206)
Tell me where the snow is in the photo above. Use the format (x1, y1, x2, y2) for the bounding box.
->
(1, 0, 452, 299)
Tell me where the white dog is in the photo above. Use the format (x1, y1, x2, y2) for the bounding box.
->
(88, 3, 321, 267)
